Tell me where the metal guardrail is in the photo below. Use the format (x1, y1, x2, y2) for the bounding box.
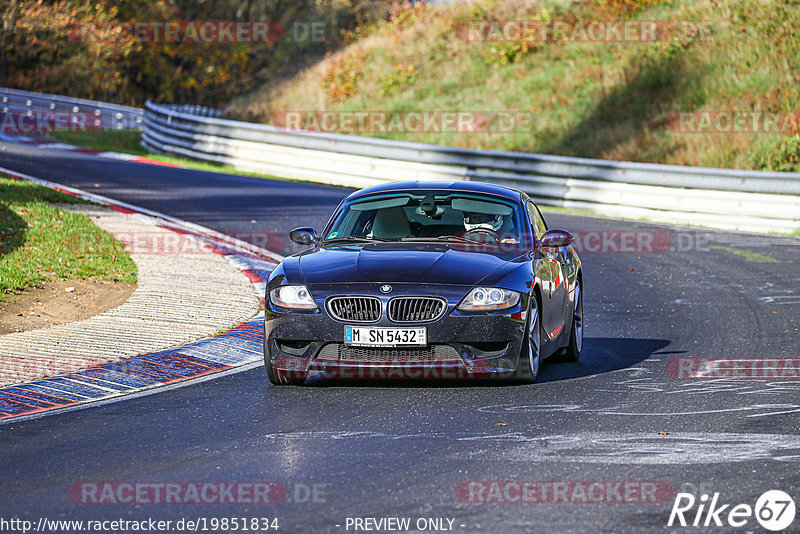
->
(143, 100, 800, 234)
(8, 87, 793, 233)
(0, 87, 144, 131)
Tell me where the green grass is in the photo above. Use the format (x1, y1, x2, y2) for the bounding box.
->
(708, 245, 790, 263)
(50, 130, 148, 156)
(0, 175, 137, 299)
(229, 0, 800, 172)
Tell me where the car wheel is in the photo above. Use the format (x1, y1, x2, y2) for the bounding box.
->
(265, 356, 307, 386)
(513, 295, 541, 383)
(563, 279, 583, 362)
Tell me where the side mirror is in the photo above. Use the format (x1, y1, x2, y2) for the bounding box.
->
(289, 227, 318, 246)
(540, 229, 574, 248)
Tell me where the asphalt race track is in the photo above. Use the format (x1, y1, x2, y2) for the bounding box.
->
(1, 141, 799, 533)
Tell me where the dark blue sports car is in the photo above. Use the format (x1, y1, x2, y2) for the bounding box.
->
(264, 181, 583, 385)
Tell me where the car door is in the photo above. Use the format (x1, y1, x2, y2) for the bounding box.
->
(527, 201, 564, 340)
(538, 204, 570, 338)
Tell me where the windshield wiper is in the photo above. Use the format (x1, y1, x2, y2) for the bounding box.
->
(321, 236, 391, 244)
(400, 235, 485, 245)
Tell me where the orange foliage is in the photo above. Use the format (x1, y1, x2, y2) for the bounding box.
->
(1, 0, 253, 105)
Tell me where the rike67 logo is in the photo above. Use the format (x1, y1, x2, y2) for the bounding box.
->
(668, 490, 796, 531)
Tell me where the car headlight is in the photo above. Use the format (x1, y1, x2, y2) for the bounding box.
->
(270, 285, 317, 310)
(458, 287, 520, 311)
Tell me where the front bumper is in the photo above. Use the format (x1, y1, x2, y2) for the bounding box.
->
(264, 283, 528, 379)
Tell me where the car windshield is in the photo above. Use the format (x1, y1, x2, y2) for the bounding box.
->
(324, 190, 525, 247)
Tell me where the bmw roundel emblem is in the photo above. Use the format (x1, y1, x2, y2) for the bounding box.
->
(380, 285, 392, 293)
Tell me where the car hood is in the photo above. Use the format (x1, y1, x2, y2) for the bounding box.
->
(297, 243, 520, 287)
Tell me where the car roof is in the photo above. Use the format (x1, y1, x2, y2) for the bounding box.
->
(347, 181, 524, 202)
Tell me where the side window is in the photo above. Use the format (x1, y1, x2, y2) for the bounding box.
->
(526, 201, 546, 240)
(534, 204, 548, 236)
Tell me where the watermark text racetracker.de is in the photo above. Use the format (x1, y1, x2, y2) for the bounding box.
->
(456, 480, 674, 504)
(445, 229, 705, 255)
(455, 20, 711, 43)
(68, 21, 328, 44)
(69, 481, 328, 505)
(0, 481, 329, 533)
(668, 110, 800, 134)
(667, 357, 800, 380)
(270, 110, 727, 136)
(0, 516, 280, 533)
(273, 110, 536, 134)
(0, 110, 104, 135)
(62, 231, 286, 255)
(59, 229, 712, 256)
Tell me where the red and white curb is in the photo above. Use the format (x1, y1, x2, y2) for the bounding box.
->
(98, 151, 186, 167)
(0, 165, 285, 424)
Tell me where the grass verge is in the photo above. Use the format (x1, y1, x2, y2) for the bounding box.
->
(50, 130, 148, 156)
(229, 0, 800, 172)
(0, 175, 137, 300)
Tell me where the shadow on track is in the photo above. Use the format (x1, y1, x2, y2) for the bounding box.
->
(536, 336, 671, 383)
(291, 337, 669, 388)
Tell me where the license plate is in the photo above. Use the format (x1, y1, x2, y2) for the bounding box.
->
(344, 326, 427, 347)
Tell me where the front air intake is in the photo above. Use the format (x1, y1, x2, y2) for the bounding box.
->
(327, 296, 382, 323)
(388, 297, 446, 323)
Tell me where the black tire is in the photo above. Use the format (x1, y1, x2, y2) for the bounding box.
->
(265, 355, 307, 385)
(513, 295, 541, 383)
(563, 278, 584, 362)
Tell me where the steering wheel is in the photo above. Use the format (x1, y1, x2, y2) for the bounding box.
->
(464, 228, 501, 243)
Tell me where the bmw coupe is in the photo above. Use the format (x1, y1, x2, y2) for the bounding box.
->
(264, 181, 583, 385)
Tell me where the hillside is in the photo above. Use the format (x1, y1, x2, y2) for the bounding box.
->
(0, 0, 385, 106)
(228, 0, 800, 172)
